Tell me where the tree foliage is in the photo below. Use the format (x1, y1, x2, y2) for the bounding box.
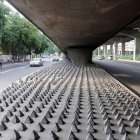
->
(0, 0, 10, 43)
(0, 0, 60, 60)
(46, 41, 61, 54)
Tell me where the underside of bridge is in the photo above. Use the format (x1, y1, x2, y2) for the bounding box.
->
(8, 0, 140, 65)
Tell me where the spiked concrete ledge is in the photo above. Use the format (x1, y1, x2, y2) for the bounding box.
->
(0, 60, 140, 140)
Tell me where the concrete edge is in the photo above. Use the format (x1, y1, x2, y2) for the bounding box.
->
(0, 62, 55, 93)
(94, 63, 140, 99)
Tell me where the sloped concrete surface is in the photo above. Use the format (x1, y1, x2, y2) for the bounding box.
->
(0, 61, 140, 140)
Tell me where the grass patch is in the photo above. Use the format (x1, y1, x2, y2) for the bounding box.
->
(93, 55, 98, 58)
(105, 55, 109, 58)
(136, 57, 140, 61)
(116, 56, 133, 60)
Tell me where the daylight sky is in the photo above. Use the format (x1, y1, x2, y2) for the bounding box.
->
(5, 1, 17, 12)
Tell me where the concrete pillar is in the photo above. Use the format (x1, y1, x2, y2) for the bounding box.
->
(98, 47, 100, 56)
(105, 45, 107, 55)
(110, 44, 113, 55)
(133, 38, 140, 60)
(114, 42, 118, 55)
(114, 42, 118, 59)
(121, 42, 125, 56)
(93, 50, 96, 56)
(66, 47, 93, 66)
(103, 44, 107, 57)
(61, 53, 68, 59)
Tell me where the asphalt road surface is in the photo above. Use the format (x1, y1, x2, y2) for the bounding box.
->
(0, 61, 55, 90)
(93, 58, 140, 97)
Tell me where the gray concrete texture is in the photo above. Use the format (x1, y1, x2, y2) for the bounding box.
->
(121, 42, 125, 56)
(93, 59, 140, 97)
(0, 61, 140, 140)
(134, 38, 140, 60)
(66, 48, 92, 66)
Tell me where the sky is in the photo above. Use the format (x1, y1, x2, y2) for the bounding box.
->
(4, 1, 17, 12)
(4, 0, 23, 17)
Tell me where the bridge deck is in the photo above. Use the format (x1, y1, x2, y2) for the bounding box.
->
(0, 61, 140, 140)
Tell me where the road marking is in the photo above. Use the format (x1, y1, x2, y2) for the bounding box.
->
(0, 66, 27, 74)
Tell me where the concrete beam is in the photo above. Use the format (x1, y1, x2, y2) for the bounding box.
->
(66, 47, 93, 66)
(120, 29, 140, 38)
(133, 38, 140, 60)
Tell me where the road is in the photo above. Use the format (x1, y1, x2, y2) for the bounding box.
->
(0, 61, 55, 90)
(93, 58, 140, 97)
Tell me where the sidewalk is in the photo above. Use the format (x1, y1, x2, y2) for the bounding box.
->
(117, 59, 140, 63)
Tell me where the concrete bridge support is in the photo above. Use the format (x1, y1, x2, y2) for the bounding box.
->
(98, 47, 100, 56)
(66, 47, 93, 66)
(110, 44, 113, 55)
(114, 42, 118, 55)
(103, 44, 107, 57)
(133, 38, 140, 60)
(121, 42, 125, 56)
(114, 42, 118, 59)
(93, 50, 96, 56)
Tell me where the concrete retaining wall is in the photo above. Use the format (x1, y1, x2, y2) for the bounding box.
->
(0, 55, 12, 63)
(0, 55, 30, 63)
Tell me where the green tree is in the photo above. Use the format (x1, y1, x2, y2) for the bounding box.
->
(0, 0, 10, 43)
(2, 13, 25, 59)
(46, 40, 61, 54)
(34, 34, 49, 55)
(1, 1, 59, 61)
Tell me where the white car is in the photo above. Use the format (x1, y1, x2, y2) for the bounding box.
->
(98, 56, 105, 60)
(41, 57, 47, 62)
(30, 58, 43, 67)
(52, 56, 59, 61)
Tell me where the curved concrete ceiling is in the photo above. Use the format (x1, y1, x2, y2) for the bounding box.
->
(8, 0, 140, 52)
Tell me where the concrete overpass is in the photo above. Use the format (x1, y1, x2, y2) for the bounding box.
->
(7, 0, 140, 65)
(96, 17, 140, 60)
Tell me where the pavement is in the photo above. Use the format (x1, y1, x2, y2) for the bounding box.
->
(93, 58, 140, 97)
(0, 61, 55, 90)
